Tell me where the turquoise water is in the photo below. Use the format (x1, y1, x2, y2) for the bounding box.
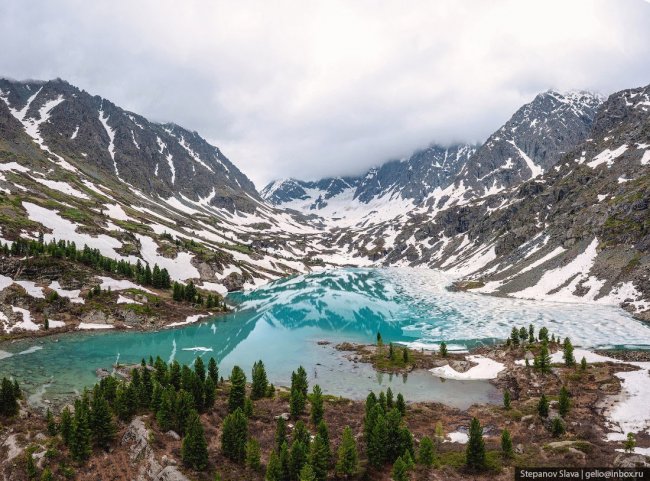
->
(2, 268, 650, 409)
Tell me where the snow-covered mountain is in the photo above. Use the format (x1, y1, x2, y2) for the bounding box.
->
(0, 78, 325, 295)
(0, 77, 648, 322)
(262, 144, 477, 226)
(451, 90, 604, 200)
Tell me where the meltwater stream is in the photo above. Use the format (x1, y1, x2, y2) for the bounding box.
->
(2, 268, 650, 409)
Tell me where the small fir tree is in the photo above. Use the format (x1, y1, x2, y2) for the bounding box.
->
(245, 438, 262, 471)
(311, 384, 324, 425)
(181, 410, 209, 470)
(275, 416, 288, 452)
(289, 440, 309, 480)
(221, 408, 248, 463)
(207, 357, 219, 385)
(396, 393, 406, 416)
(465, 417, 486, 472)
(562, 337, 575, 366)
(336, 426, 359, 477)
(265, 450, 282, 481)
(501, 429, 513, 458)
(503, 389, 511, 410)
(418, 435, 435, 466)
(251, 360, 269, 400)
(299, 464, 316, 481)
(537, 394, 549, 418)
(551, 417, 566, 437)
(558, 386, 571, 417)
(228, 366, 247, 413)
(391, 456, 409, 481)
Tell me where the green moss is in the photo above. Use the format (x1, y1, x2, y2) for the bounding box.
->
(60, 208, 93, 224)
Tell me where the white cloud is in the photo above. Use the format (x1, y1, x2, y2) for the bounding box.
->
(1, 0, 649, 187)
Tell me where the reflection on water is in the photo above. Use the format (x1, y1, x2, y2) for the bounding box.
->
(2, 267, 649, 409)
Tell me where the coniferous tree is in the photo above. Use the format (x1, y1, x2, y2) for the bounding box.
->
(376, 331, 383, 346)
(251, 360, 269, 400)
(70, 410, 92, 462)
(290, 388, 305, 419)
(194, 357, 206, 382)
(228, 365, 247, 413)
(624, 433, 636, 453)
(316, 420, 331, 460)
(537, 394, 549, 418)
(299, 464, 316, 481)
(563, 337, 575, 366)
(378, 391, 387, 412)
(46, 408, 57, 436)
(439, 341, 448, 357)
(309, 433, 330, 481)
(246, 438, 262, 471)
(558, 386, 571, 417)
(157, 388, 174, 432)
(418, 435, 435, 466)
(310, 385, 324, 426)
(580, 356, 587, 371)
(465, 417, 486, 472)
(364, 392, 378, 434)
(551, 417, 566, 437)
(289, 440, 309, 480)
(40, 468, 53, 481)
(266, 450, 283, 481)
(335, 426, 359, 478)
(221, 408, 248, 463)
(293, 420, 311, 448)
(60, 406, 73, 445)
(275, 416, 288, 453)
(528, 324, 535, 343)
(396, 393, 406, 416)
(207, 357, 219, 385)
(291, 366, 309, 398)
(386, 387, 394, 410)
(0, 377, 18, 416)
(175, 389, 196, 435)
(391, 456, 408, 481)
(204, 377, 216, 410)
(538, 326, 549, 342)
(402, 347, 409, 364)
(519, 326, 528, 343)
(367, 405, 388, 467)
(169, 361, 182, 390)
(244, 397, 254, 418)
(279, 442, 291, 481)
(503, 389, 511, 410)
(534, 341, 552, 374)
(501, 429, 513, 458)
(181, 410, 209, 470)
(90, 392, 116, 449)
(510, 327, 520, 346)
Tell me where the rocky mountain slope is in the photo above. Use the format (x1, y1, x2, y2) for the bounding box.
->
(452, 90, 603, 199)
(0, 78, 330, 321)
(369, 85, 650, 319)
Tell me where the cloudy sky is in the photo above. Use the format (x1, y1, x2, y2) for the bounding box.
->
(1, 0, 650, 187)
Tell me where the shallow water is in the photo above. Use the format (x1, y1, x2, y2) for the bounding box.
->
(2, 268, 649, 409)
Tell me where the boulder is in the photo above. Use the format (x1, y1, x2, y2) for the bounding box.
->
(223, 272, 245, 292)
